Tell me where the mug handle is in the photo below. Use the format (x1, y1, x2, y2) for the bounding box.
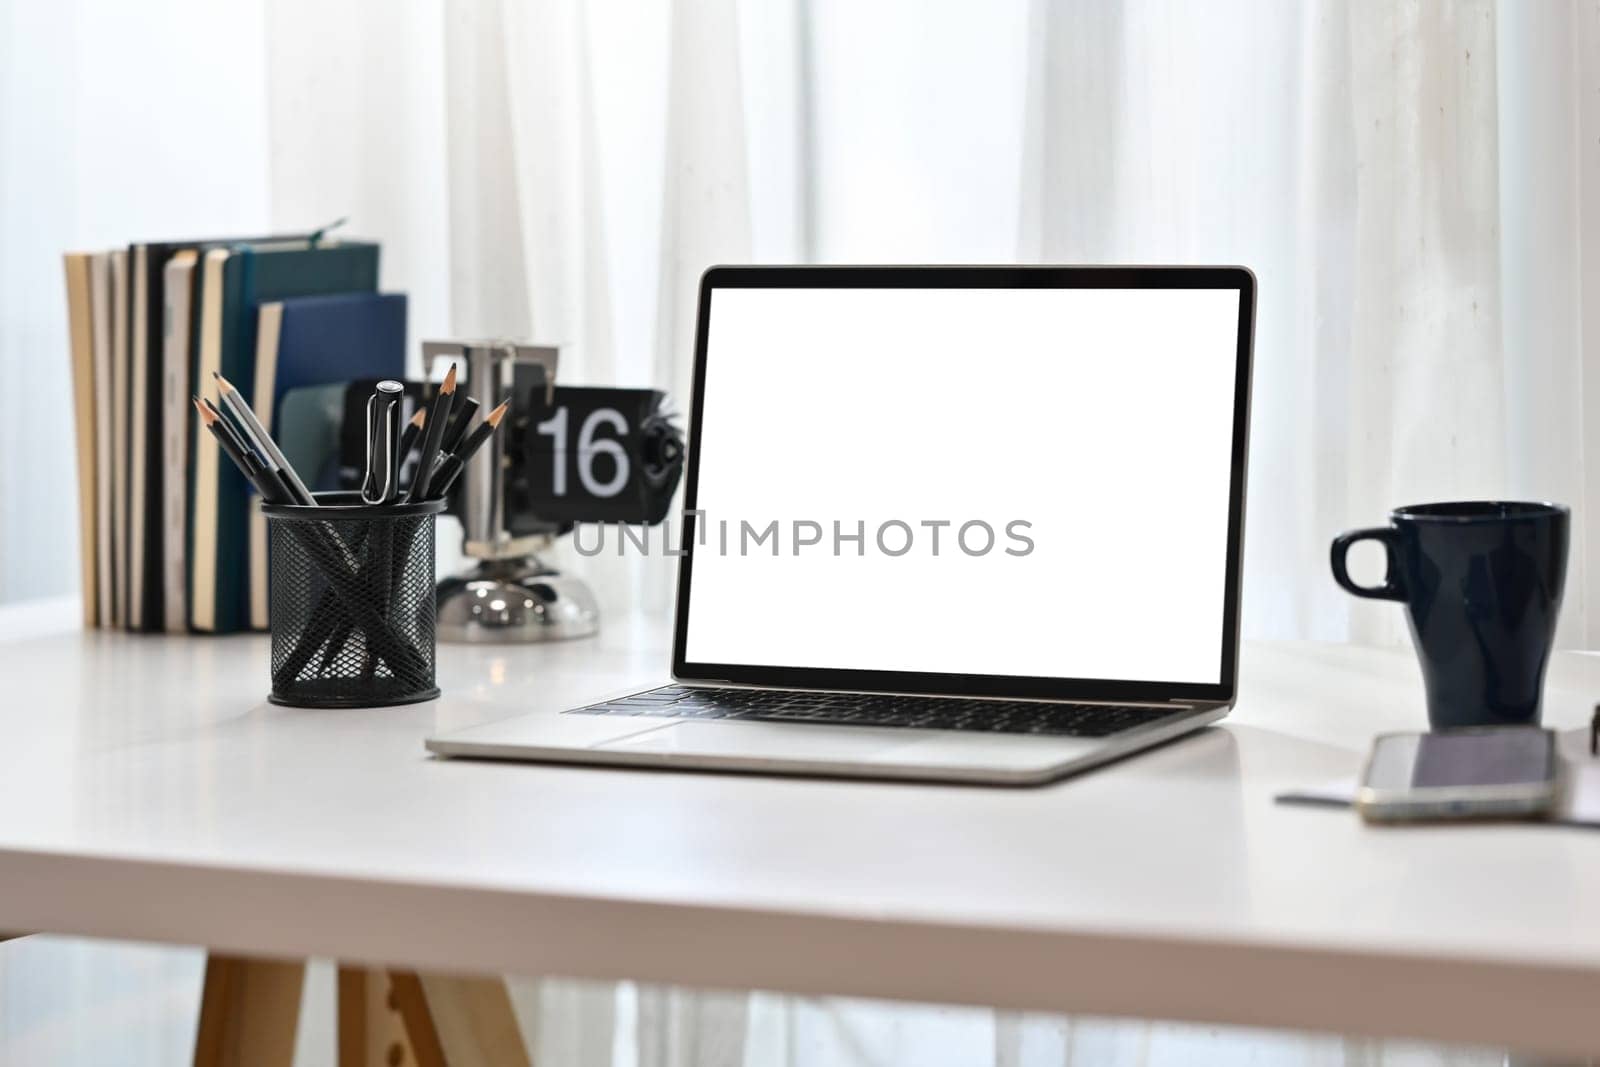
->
(1330, 527, 1407, 601)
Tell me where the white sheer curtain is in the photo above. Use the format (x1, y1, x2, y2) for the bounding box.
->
(13, 0, 1594, 647)
(1022, 0, 1600, 651)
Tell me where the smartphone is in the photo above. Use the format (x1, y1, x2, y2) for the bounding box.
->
(1356, 726, 1560, 823)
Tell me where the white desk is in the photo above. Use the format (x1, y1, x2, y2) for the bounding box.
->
(1, 619, 1597, 1058)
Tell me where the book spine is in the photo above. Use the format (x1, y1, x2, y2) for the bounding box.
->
(141, 248, 168, 631)
(189, 250, 229, 633)
(109, 251, 129, 629)
(214, 249, 254, 634)
(63, 254, 98, 628)
(248, 302, 284, 631)
(90, 254, 114, 629)
(162, 255, 194, 633)
(128, 246, 148, 630)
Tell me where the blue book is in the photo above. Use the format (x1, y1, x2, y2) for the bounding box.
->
(247, 292, 407, 628)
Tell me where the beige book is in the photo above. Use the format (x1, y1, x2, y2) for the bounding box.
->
(189, 248, 230, 632)
(162, 250, 198, 633)
(62, 254, 98, 627)
(128, 245, 149, 629)
(248, 301, 284, 631)
(109, 251, 129, 629)
(89, 253, 114, 628)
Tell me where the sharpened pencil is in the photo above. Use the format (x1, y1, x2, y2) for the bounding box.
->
(200, 397, 256, 466)
(405, 363, 457, 503)
(397, 408, 426, 466)
(194, 396, 289, 504)
(213, 371, 315, 505)
(428, 399, 510, 499)
(440, 395, 480, 454)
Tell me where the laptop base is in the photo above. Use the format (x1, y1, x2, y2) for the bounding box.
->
(425, 702, 1228, 786)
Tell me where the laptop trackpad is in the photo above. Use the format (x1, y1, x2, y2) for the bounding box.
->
(595, 719, 1095, 774)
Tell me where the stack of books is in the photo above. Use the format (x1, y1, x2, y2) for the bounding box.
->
(62, 233, 407, 634)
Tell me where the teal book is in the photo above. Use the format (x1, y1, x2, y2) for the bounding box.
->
(188, 240, 379, 633)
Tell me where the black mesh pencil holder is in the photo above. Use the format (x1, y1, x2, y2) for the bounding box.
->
(263, 491, 446, 708)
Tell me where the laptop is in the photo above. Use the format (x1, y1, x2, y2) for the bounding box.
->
(426, 265, 1255, 785)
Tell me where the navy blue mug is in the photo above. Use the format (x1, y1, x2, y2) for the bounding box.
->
(1331, 502, 1569, 730)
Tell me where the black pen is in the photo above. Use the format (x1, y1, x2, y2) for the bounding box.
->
(405, 363, 457, 502)
(361, 379, 404, 504)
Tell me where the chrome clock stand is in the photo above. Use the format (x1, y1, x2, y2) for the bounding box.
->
(435, 542, 599, 643)
(425, 340, 600, 644)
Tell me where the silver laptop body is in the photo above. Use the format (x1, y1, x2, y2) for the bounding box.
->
(427, 265, 1256, 786)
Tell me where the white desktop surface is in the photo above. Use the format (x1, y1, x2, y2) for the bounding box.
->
(0, 614, 1598, 1056)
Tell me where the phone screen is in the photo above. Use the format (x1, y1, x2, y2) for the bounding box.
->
(1368, 728, 1555, 791)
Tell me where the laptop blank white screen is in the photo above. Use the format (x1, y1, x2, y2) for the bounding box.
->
(682, 285, 1242, 686)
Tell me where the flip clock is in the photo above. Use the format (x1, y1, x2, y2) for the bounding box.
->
(420, 341, 684, 643)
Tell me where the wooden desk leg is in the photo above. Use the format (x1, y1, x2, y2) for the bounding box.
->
(193, 954, 306, 1067)
(338, 966, 529, 1067)
(339, 966, 432, 1067)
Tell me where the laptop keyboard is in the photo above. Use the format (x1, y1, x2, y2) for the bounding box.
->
(568, 686, 1181, 737)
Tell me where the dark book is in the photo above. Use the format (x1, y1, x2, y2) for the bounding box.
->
(128, 243, 168, 630)
(188, 240, 380, 633)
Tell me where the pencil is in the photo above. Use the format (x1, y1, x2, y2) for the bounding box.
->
(194, 397, 289, 504)
(212, 371, 315, 505)
(428, 399, 510, 499)
(405, 363, 457, 502)
(440, 395, 480, 454)
(201, 397, 256, 465)
(203, 396, 303, 506)
(452, 399, 509, 462)
(397, 408, 426, 465)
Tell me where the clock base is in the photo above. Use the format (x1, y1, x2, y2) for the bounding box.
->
(436, 556, 600, 644)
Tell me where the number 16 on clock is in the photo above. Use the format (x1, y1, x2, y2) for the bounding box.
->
(514, 384, 684, 526)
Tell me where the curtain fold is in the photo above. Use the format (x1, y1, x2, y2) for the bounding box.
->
(1017, 0, 1599, 648)
(1342, 1, 1508, 644)
(499, 0, 615, 382)
(1496, 0, 1593, 647)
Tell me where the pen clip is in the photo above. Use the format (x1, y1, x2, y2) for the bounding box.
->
(361, 388, 401, 505)
(360, 393, 383, 504)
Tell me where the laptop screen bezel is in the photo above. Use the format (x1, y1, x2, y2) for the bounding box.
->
(670, 265, 1255, 704)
